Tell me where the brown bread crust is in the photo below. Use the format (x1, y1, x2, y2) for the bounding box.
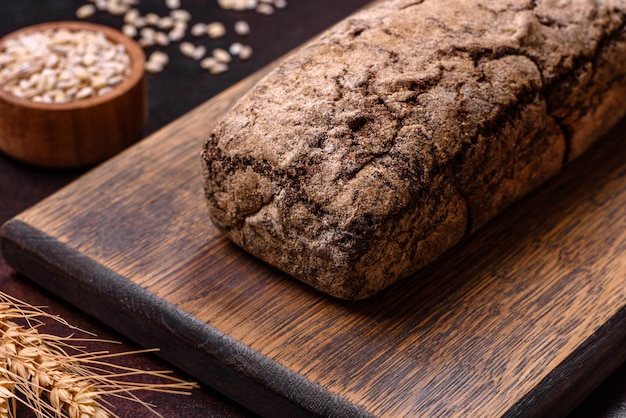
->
(202, 0, 626, 299)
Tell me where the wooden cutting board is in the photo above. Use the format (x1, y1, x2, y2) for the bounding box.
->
(2, 54, 626, 416)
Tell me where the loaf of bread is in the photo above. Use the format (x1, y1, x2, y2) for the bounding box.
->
(201, 0, 626, 299)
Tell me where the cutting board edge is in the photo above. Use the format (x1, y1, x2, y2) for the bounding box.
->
(0, 218, 373, 418)
(505, 302, 626, 418)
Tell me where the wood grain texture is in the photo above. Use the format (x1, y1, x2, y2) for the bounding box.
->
(2, 45, 626, 417)
(0, 21, 147, 168)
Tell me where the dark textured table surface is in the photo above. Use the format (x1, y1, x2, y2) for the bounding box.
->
(0, 1, 625, 417)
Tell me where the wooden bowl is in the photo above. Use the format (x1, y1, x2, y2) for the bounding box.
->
(0, 21, 147, 169)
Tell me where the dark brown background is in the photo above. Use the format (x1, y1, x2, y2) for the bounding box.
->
(0, 1, 624, 416)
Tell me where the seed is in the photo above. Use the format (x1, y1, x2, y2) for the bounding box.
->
(57, 69, 72, 81)
(124, 8, 139, 24)
(0, 54, 13, 66)
(168, 28, 185, 42)
(191, 23, 206, 37)
(256, 3, 274, 14)
(56, 79, 78, 90)
(29, 73, 41, 88)
(140, 27, 156, 38)
(238, 44, 253, 60)
(179, 41, 196, 57)
(134, 17, 147, 28)
(108, 75, 124, 85)
(168, 22, 187, 41)
(180, 43, 206, 61)
(229, 42, 243, 56)
(107, 0, 129, 16)
(165, 0, 181, 9)
(76, 4, 96, 19)
(170, 9, 191, 22)
(122, 24, 137, 38)
(18, 79, 31, 90)
(82, 53, 97, 66)
(75, 86, 94, 99)
(139, 27, 156, 46)
(191, 45, 207, 60)
(145, 13, 160, 25)
(91, 75, 108, 89)
(213, 48, 231, 63)
(95, 0, 108, 11)
(206, 22, 226, 39)
(158, 16, 175, 30)
(174, 20, 188, 31)
(71, 66, 89, 80)
(218, 0, 258, 10)
(98, 86, 113, 96)
(139, 38, 154, 48)
(200, 56, 229, 74)
(274, 0, 287, 8)
(209, 62, 229, 74)
(149, 50, 169, 66)
(234, 20, 250, 36)
(43, 75, 57, 91)
(200, 56, 218, 69)
(145, 60, 164, 73)
(155, 31, 170, 46)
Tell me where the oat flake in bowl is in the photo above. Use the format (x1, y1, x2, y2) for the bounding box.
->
(0, 27, 132, 103)
(0, 21, 147, 168)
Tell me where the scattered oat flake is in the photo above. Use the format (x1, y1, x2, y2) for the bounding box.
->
(213, 48, 231, 63)
(234, 20, 250, 36)
(70, 0, 288, 77)
(206, 22, 227, 39)
(76, 4, 96, 19)
(238, 44, 253, 60)
(179, 41, 196, 57)
(191, 23, 207, 37)
(256, 3, 274, 15)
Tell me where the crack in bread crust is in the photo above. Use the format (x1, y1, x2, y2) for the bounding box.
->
(202, 0, 626, 299)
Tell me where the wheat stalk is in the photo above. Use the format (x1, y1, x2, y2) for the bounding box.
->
(0, 292, 198, 418)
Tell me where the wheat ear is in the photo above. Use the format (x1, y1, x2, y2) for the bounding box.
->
(0, 292, 198, 418)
